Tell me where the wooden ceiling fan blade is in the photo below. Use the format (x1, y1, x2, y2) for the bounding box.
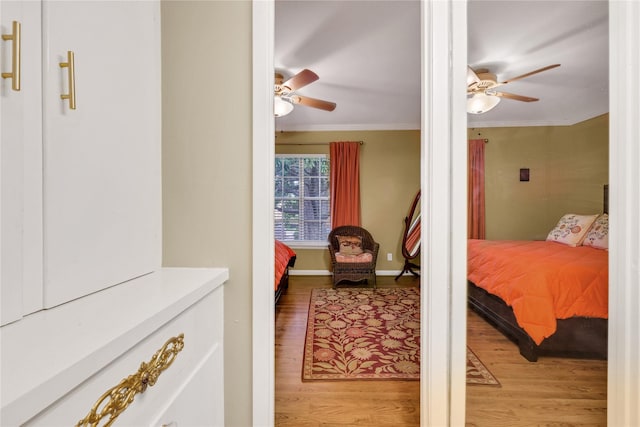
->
(292, 95, 336, 111)
(501, 64, 561, 84)
(282, 69, 319, 91)
(494, 91, 539, 102)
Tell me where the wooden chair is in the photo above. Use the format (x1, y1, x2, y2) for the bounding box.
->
(328, 225, 379, 288)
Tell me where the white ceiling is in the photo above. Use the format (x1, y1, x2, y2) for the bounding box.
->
(274, 0, 609, 131)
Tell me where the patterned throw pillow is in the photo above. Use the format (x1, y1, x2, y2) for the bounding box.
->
(546, 213, 599, 247)
(335, 252, 373, 263)
(337, 235, 363, 255)
(582, 213, 609, 250)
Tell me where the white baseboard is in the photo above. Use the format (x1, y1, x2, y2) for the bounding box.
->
(376, 270, 408, 276)
(289, 270, 408, 277)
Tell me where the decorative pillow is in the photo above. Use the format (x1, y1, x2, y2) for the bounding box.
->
(335, 252, 373, 263)
(582, 213, 609, 250)
(337, 235, 363, 255)
(546, 213, 599, 247)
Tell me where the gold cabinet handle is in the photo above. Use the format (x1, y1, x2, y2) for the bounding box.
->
(59, 51, 76, 109)
(1, 20, 21, 91)
(76, 334, 185, 427)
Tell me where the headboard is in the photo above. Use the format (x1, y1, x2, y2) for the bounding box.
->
(604, 184, 609, 214)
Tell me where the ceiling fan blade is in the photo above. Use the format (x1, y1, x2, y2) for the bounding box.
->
(291, 95, 336, 111)
(501, 64, 561, 84)
(467, 66, 481, 87)
(282, 69, 319, 91)
(494, 91, 539, 102)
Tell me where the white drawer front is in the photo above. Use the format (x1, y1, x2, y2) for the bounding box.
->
(150, 345, 224, 427)
(25, 286, 223, 427)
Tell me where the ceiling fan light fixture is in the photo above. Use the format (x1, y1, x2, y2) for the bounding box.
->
(467, 92, 501, 114)
(274, 96, 294, 117)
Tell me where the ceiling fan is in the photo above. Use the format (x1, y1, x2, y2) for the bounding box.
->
(467, 64, 560, 114)
(274, 69, 337, 117)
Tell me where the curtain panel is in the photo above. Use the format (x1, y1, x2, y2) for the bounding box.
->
(330, 141, 361, 228)
(468, 139, 486, 239)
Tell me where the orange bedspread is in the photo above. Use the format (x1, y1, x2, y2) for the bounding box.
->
(275, 240, 296, 290)
(468, 239, 608, 345)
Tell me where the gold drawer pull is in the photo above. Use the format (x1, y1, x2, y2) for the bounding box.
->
(1, 20, 21, 91)
(59, 50, 76, 109)
(76, 334, 185, 427)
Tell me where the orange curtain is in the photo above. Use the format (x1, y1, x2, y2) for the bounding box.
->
(468, 139, 486, 239)
(330, 141, 361, 227)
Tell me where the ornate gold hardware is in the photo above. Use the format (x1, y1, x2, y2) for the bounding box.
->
(1, 20, 21, 91)
(59, 50, 76, 109)
(76, 334, 185, 427)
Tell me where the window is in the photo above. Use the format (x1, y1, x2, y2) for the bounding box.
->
(275, 155, 331, 245)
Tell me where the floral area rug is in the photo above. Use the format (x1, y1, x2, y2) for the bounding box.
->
(303, 287, 499, 385)
(303, 287, 421, 380)
(466, 347, 500, 386)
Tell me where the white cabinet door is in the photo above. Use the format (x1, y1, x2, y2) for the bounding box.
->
(1, 1, 42, 325)
(42, 1, 161, 307)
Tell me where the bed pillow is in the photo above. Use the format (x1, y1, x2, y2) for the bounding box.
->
(582, 213, 609, 250)
(337, 235, 363, 255)
(546, 213, 599, 247)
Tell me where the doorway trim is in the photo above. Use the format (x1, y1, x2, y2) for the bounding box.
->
(253, 1, 640, 426)
(420, 1, 468, 426)
(252, 1, 276, 424)
(607, 2, 640, 426)
(252, 0, 466, 426)
(251, 1, 465, 425)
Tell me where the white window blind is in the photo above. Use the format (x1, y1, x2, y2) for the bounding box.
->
(275, 154, 331, 243)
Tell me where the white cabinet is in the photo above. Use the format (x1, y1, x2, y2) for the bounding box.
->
(2, 3, 227, 426)
(1, 0, 43, 325)
(42, 1, 162, 308)
(1, 268, 228, 426)
(151, 346, 226, 427)
(1, 0, 161, 323)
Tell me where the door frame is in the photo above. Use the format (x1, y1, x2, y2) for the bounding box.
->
(251, 1, 465, 425)
(252, 1, 640, 426)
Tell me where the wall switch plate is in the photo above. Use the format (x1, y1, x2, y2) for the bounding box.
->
(387, 253, 392, 261)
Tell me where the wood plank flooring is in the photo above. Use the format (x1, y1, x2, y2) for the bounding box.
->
(275, 275, 607, 427)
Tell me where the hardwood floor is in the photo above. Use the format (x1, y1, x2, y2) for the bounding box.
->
(275, 275, 420, 427)
(275, 275, 607, 427)
(465, 308, 607, 427)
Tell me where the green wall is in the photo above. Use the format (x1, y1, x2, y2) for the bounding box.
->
(468, 114, 609, 240)
(161, 2, 252, 426)
(274, 114, 609, 269)
(276, 130, 421, 272)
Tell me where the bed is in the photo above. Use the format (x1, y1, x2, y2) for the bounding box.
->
(467, 186, 609, 362)
(275, 240, 296, 304)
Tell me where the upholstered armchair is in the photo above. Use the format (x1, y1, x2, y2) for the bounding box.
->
(328, 225, 380, 288)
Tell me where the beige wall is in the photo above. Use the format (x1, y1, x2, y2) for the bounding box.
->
(468, 114, 609, 240)
(161, 2, 252, 426)
(276, 130, 421, 272)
